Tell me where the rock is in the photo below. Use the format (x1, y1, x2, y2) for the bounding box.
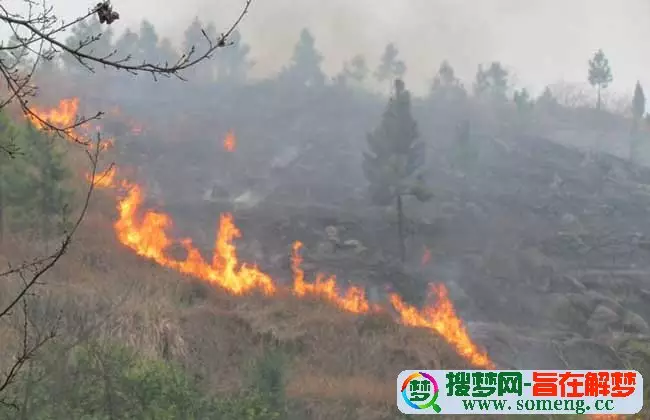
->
(587, 304, 620, 335)
(518, 247, 556, 289)
(547, 293, 590, 331)
(622, 311, 650, 334)
(550, 274, 587, 293)
(559, 338, 625, 369)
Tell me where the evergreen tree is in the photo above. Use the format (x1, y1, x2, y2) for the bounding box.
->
(336, 54, 368, 88)
(430, 61, 466, 103)
(452, 120, 478, 177)
(137, 20, 161, 63)
(63, 19, 114, 74)
(182, 18, 218, 82)
(633, 81, 645, 121)
(588, 49, 613, 110)
(375, 43, 406, 85)
(0, 110, 22, 241)
(631, 81, 646, 162)
(513, 88, 533, 112)
(216, 30, 253, 83)
(473, 62, 508, 101)
(9, 124, 73, 237)
(281, 28, 325, 87)
(363, 79, 431, 261)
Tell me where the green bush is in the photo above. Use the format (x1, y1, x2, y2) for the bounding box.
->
(0, 342, 281, 420)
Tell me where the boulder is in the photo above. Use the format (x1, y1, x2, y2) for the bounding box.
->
(622, 311, 650, 334)
(586, 304, 620, 336)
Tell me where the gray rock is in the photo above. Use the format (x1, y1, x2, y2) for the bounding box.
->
(622, 311, 650, 334)
(587, 304, 620, 335)
(550, 274, 587, 293)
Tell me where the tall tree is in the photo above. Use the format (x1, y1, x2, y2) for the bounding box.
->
(281, 28, 325, 87)
(588, 49, 613, 110)
(430, 61, 466, 103)
(473, 62, 508, 101)
(363, 79, 431, 261)
(182, 17, 218, 82)
(137, 20, 161, 63)
(633, 81, 645, 121)
(336, 54, 368, 88)
(631, 81, 646, 162)
(216, 30, 253, 83)
(375, 43, 406, 85)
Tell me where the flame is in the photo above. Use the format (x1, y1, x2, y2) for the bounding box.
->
(390, 287, 494, 368)
(223, 130, 236, 152)
(88, 166, 117, 188)
(421, 247, 431, 266)
(111, 182, 493, 368)
(27, 98, 113, 150)
(291, 241, 378, 314)
(27, 98, 494, 370)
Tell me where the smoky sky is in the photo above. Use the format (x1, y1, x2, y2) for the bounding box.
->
(40, 0, 650, 95)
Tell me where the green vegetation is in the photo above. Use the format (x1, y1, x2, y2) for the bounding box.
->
(363, 78, 432, 261)
(0, 112, 73, 240)
(0, 342, 282, 420)
(587, 49, 613, 110)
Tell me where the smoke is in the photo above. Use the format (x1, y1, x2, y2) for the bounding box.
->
(38, 0, 650, 94)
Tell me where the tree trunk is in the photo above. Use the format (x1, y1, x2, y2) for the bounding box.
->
(597, 86, 602, 110)
(396, 194, 405, 263)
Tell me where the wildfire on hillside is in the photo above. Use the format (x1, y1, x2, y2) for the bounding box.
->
(223, 130, 236, 152)
(28, 99, 494, 370)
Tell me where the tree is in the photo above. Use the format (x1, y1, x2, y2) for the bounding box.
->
(588, 49, 613, 110)
(430, 61, 466, 103)
(182, 17, 219, 82)
(633, 81, 645, 121)
(513, 88, 533, 112)
(280, 28, 325, 87)
(363, 79, 431, 261)
(336, 54, 368, 88)
(216, 30, 253, 83)
(474, 62, 509, 101)
(375, 43, 406, 85)
(0, 0, 253, 403)
(631, 81, 646, 161)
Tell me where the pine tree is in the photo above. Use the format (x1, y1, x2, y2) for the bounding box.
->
(431, 61, 466, 103)
(375, 43, 406, 85)
(281, 29, 325, 87)
(633, 81, 645, 121)
(474, 62, 508, 101)
(10, 123, 74, 237)
(588, 49, 613, 110)
(363, 79, 431, 261)
(216, 30, 253, 83)
(631, 81, 646, 162)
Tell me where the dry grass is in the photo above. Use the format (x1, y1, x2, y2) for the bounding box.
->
(0, 204, 470, 419)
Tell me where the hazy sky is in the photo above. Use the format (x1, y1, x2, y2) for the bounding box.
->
(38, 0, 650, 96)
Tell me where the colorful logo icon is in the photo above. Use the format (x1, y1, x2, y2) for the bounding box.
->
(401, 371, 441, 413)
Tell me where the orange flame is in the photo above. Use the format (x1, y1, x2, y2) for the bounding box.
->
(28, 98, 114, 151)
(87, 166, 117, 188)
(111, 182, 493, 368)
(390, 287, 494, 368)
(223, 130, 236, 152)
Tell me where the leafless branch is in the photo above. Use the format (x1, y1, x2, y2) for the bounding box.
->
(0, 0, 253, 137)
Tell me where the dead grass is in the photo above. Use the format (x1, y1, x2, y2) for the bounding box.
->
(0, 205, 471, 419)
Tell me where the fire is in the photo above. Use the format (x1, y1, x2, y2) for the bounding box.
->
(291, 241, 378, 314)
(27, 98, 113, 150)
(111, 182, 493, 368)
(115, 185, 276, 295)
(223, 130, 236, 152)
(88, 166, 117, 188)
(390, 287, 494, 368)
(27, 98, 494, 370)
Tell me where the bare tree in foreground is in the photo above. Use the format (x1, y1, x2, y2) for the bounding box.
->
(0, 0, 253, 404)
